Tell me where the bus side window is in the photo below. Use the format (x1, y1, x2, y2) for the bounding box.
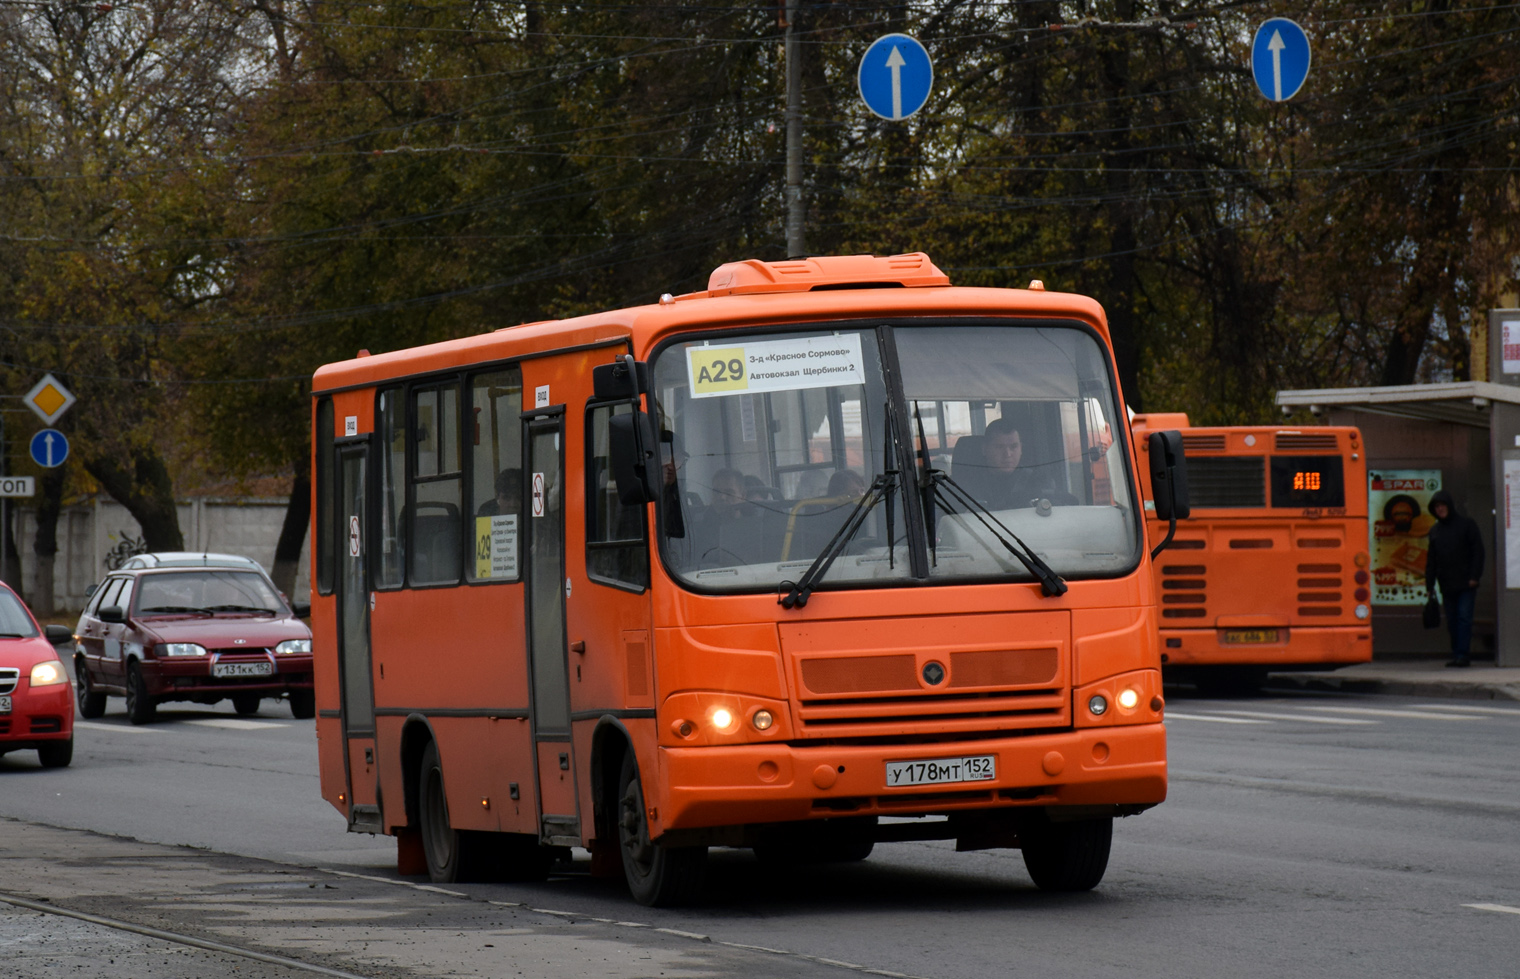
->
(411, 383, 463, 586)
(468, 367, 523, 583)
(586, 402, 649, 591)
(375, 387, 407, 589)
(315, 397, 335, 594)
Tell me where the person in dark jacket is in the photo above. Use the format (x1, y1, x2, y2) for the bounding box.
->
(1425, 489, 1484, 667)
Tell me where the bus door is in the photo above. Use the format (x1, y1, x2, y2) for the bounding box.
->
(524, 411, 579, 844)
(336, 442, 381, 833)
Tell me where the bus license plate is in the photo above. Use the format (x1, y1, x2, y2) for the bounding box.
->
(0, 694, 9, 713)
(1222, 629, 1280, 644)
(213, 662, 272, 678)
(885, 755, 996, 788)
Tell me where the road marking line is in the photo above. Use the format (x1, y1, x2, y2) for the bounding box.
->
(0, 892, 369, 979)
(330, 869, 932, 977)
(1414, 704, 1520, 715)
(1464, 903, 1520, 915)
(1204, 709, 1376, 725)
(74, 720, 172, 734)
(185, 718, 281, 731)
(1163, 711, 1270, 724)
(1303, 706, 1482, 721)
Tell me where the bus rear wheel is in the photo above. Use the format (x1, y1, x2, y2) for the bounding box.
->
(617, 751, 706, 907)
(1020, 813, 1112, 892)
(418, 741, 490, 883)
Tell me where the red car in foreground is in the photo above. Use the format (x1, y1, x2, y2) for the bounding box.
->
(0, 582, 74, 768)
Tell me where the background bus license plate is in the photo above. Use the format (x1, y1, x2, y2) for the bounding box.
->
(1223, 629, 1280, 644)
(213, 662, 272, 678)
(0, 694, 9, 713)
(885, 755, 996, 788)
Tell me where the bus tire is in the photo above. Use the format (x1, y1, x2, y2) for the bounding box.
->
(1020, 814, 1112, 892)
(617, 751, 705, 907)
(418, 741, 489, 883)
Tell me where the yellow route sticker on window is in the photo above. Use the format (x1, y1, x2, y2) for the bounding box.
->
(686, 334, 865, 399)
(688, 347, 749, 396)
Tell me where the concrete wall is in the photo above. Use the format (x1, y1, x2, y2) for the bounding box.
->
(12, 496, 311, 614)
(1327, 409, 1495, 658)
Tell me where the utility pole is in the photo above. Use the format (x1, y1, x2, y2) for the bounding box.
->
(784, 0, 805, 258)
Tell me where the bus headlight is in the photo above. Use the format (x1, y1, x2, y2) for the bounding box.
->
(1088, 695, 1108, 716)
(751, 709, 774, 731)
(709, 707, 735, 732)
(30, 661, 68, 687)
(1355, 604, 1370, 620)
(1116, 688, 1139, 710)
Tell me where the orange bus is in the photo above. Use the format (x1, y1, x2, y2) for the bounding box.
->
(1131, 414, 1372, 691)
(310, 254, 1182, 906)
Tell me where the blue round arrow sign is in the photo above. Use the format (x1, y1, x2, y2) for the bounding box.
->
(858, 33, 933, 121)
(30, 428, 69, 468)
(1252, 18, 1311, 102)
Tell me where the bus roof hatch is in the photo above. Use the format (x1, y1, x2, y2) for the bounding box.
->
(705, 253, 950, 297)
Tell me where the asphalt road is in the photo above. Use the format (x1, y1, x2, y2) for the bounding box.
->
(2, 686, 1517, 979)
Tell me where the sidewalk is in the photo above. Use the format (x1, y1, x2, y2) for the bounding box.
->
(1269, 659, 1520, 702)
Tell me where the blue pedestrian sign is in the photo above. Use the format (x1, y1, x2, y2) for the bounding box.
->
(858, 33, 933, 121)
(1252, 18, 1311, 102)
(29, 428, 69, 469)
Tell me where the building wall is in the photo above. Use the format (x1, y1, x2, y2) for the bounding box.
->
(14, 496, 311, 613)
(1328, 409, 1495, 658)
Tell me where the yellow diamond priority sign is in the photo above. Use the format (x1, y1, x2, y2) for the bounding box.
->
(25, 373, 76, 425)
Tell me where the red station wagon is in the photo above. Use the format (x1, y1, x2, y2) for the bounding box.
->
(73, 558, 314, 724)
(0, 582, 74, 767)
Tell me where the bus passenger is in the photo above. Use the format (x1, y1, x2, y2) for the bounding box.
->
(828, 469, 867, 500)
(477, 469, 522, 516)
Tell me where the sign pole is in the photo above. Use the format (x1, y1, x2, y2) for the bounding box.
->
(1, 410, 8, 588)
(784, 0, 805, 258)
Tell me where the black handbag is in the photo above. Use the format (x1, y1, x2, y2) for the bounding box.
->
(1422, 597, 1441, 629)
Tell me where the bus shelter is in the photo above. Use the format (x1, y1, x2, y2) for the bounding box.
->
(1274, 380, 1520, 666)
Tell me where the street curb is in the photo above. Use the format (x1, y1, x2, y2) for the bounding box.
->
(1267, 671, 1520, 702)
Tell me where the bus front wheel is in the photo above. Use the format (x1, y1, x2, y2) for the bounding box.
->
(1020, 814, 1112, 892)
(617, 751, 706, 907)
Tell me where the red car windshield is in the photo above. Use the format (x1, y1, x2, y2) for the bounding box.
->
(0, 589, 39, 638)
(135, 570, 287, 616)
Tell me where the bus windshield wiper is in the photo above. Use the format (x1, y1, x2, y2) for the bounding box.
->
(924, 469, 1068, 597)
(779, 469, 899, 609)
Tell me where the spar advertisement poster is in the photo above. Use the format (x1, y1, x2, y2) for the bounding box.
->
(1368, 469, 1441, 606)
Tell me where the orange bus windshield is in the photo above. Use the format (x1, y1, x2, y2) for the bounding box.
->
(652, 321, 1140, 593)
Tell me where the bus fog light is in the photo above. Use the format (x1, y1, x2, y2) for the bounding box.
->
(710, 708, 734, 732)
(1088, 695, 1108, 716)
(1117, 688, 1139, 710)
(671, 719, 695, 739)
(751, 709, 774, 731)
(1355, 604, 1370, 620)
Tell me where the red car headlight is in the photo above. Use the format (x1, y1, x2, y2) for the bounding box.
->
(30, 661, 69, 687)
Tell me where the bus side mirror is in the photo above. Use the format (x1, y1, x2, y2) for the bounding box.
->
(609, 409, 660, 505)
(1147, 430, 1190, 521)
(592, 359, 651, 401)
